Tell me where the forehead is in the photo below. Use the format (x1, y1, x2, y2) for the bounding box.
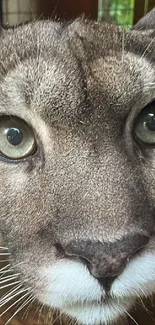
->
(0, 20, 154, 126)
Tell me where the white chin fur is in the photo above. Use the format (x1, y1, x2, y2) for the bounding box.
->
(112, 253, 155, 298)
(37, 254, 155, 325)
(62, 299, 132, 325)
(38, 260, 103, 308)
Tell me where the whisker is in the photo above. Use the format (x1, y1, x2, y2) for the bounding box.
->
(0, 273, 19, 280)
(121, 29, 125, 64)
(4, 294, 34, 325)
(0, 280, 21, 290)
(0, 253, 10, 256)
(0, 247, 8, 250)
(133, 289, 148, 312)
(0, 273, 20, 280)
(0, 284, 22, 305)
(141, 36, 155, 59)
(22, 296, 36, 319)
(0, 264, 11, 272)
(31, 301, 42, 320)
(0, 260, 24, 278)
(59, 312, 63, 325)
(0, 291, 30, 317)
(137, 286, 147, 300)
(0, 269, 15, 281)
(37, 303, 44, 325)
(67, 316, 75, 325)
(0, 288, 25, 308)
(9, 261, 25, 269)
(0, 270, 12, 275)
(124, 309, 140, 325)
(45, 306, 54, 325)
(51, 311, 62, 325)
(0, 275, 19, 285)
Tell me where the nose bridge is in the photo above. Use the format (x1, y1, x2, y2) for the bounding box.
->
(64, 234, 149, 278)
(79, 145, 135, 222)
(56, 138, 142, 239)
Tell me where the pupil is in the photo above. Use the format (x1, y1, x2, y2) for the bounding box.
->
(7, 128, 23, 146)
(145, 113, 155, 131)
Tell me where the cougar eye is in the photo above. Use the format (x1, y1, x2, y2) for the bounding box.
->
(134, 101, 155, 145)
(0, 116, 36, 160)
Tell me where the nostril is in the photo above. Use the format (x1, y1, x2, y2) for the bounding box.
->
(55, 242, 66, 257)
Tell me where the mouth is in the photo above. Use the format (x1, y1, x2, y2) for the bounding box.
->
(61, 296, 133, 325)
(61, 294, 131, 309)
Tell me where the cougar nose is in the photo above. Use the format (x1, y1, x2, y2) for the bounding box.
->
(64, 235, 149, 290)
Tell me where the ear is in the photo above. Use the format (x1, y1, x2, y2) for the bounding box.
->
(132, 8, 155, 30)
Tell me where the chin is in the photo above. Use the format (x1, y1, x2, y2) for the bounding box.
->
(61, 298, 133, 325)
(35, 256, 155, 325)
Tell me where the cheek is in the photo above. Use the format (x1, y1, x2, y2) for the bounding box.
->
(141, 166, 155, 230)
(143, 166, 155, 201)
(0, 164, 29, 195)
(8, 169, 29, 191)
(0, 166, 42, 241)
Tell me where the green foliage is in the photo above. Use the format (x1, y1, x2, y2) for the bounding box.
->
(98, 0, 135, 27)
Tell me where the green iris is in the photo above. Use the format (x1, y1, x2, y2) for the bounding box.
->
(0, 116, 36, 159)
(134, 102, 155, 145)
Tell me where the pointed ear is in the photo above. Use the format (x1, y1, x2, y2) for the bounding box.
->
(132, 8, 155, 30)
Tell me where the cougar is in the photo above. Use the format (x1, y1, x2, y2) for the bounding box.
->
(0, 8, 155, 325)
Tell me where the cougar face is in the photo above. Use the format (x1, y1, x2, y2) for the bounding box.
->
(1, 9, 155, 325)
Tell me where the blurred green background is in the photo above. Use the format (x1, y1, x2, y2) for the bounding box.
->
(98, 0, 135, 27)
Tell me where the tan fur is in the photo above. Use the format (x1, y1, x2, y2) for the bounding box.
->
(1, 9, 155, 325)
